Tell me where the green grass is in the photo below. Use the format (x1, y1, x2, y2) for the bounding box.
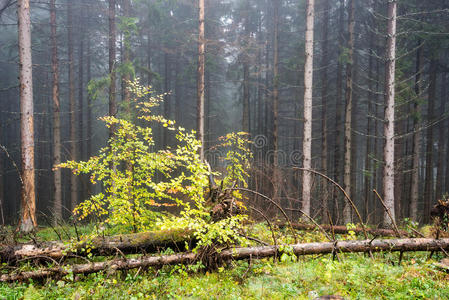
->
(1, 252, 448, 300)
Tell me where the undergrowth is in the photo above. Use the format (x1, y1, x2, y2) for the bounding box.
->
(1, 252, 447, 300)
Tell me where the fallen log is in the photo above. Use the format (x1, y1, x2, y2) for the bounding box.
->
(2, 238, 448, 282)
(282, 223, 410, 237)
(0, 228, 194, 263)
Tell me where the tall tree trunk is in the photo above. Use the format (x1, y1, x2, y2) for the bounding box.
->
(163, 52, 170, 147)
(108, 0, 117, 137)
(382, 0, 397, 228)
(67, 0, 78, 211)
(17, 0, 37, 232)
(242, 0, 250, 133)
(302, 0, 315, 216)
(50, 0, 61, 220)
(197, 0, 205, 161)
(272, 0, 280, 202)
(86, 37, 92, 161)
(423, 59, 437, 222)
(343, 0, 355, 224)
(320, 0, 329, 221)
(409, 44, 422, 221)
(364, 2, 375, 222)
(122, 0, 131, 114)
(435, 73, 446, 200)
(333, 0, 345, 222)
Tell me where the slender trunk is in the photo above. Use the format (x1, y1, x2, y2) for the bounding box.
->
(242, 0, 250, 133)
(343, 0, 355, 224)
(197, 0, 205, 161)
(382, 0, 397, 228)
(122, 0, 131, 114)
(257, 8, 263, 135)
(320, 0, 330, 221)
(435, 73, 446, 200)
(17, 0, 37, 232)
(333, 0, 345, 222)
(108, 0, 117, 137)
(272, 0, 280, 201)
(364, 8, 375, 222)
(87, 38, 92, 160)
(0, 118, 4, 225)
(68, 0, 78, 211)
(302, 0, 315, 216)
(78, 37, 84, 162)
(424, 59, 437, 222)
(50, 0, 61, 220)
(163, 53, 170, 147)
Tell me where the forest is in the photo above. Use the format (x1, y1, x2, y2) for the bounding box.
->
(0, 0, 449, 299)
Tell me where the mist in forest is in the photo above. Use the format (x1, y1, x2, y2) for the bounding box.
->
(0, 0, 448, 228)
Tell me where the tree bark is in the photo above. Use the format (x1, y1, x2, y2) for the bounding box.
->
(435, 73, 446, 200)
(197, 0, 205, 161)
(242, 0, 250, 133)
(272, 0, 280, 202)
(302, 0, 315, 216)
(342, 0, 355, 224)
(3, 238, 448, 282)
(67, 0, 78, 211)
(382, 0, 397, 228)
(17, 0, 37, 232)
(108, 0, 117, 137)
(320, 0, 329, 221)
(409, 43, 422, 221)
(424, 59, 437, 222)
(0, 228, 194, 263)
(50, 0, 62, 221)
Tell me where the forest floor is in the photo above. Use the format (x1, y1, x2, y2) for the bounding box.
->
(1, 225, 449, 299)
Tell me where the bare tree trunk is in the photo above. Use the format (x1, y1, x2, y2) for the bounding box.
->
(320, 0, 329, 221)
(197, 0, 205, 161)
(122, 0, 131, 114)
(17, 0, 36, 232)
(108, 0, 117, 137)
(409, 44, 422, 221)
(163, 52, 171, 147)
(435, 73, 446, 200)
(424, 59, 437, 222)
(342, 0, 355, 224)
(302, 0, 315, 216)
(272, 0, 280, 202)
(333, 0, 345, 222)
(242, 0, 250, 133)
(382, 0, 397, 228)
(87, 37, 92, 161)
(67, 0, 78, 211)
(50, 0, 61, 221)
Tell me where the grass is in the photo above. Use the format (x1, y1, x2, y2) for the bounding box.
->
(1, 252, 448, 299)
(1, 223, 447, 299)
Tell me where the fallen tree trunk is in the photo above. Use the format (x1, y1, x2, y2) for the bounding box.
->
(284, 223, 410, 237)
(0, 228, 194, 263)
(2, 238, 448, 282)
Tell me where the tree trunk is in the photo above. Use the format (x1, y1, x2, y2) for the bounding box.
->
(272, 0, 280, 202)
(409, 43, 422, 221)
(435, 73, 446, 201)
(242, 0, 250, 133)
(424, 59, 437, 222)
(122, 0, 131, 114)
(50, 0, 62, 221)
(343, 0, 355, 224)
(382, 0, 397, 228)
(333, 0, 345, 222)
(3, 238, 449, 282)
(197, 0, 205, 161)
(17, 0, 37, 232)
(320, 0, 330, 221)
(0, 228, 194, 263)
(108, 0, 117, 137)
(301, 0, 315, 217)
(67, 0, 78, 211)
